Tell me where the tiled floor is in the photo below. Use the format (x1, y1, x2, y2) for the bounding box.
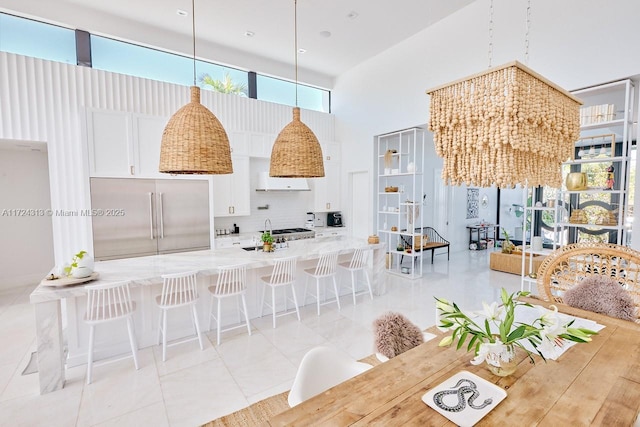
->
(0, 249, 522, 427)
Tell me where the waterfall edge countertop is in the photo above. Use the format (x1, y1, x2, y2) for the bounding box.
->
(31, 236, 383, 304)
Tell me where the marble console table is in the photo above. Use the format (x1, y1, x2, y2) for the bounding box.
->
(30, 236, 385, 394)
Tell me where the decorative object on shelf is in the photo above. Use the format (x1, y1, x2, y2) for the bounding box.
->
(384, 186, 398, 193)
(159, 0, 232, 175)
(565, 172, 588, 191)
(270, 0, 324, 178)
(406, 201, 419, 225)
(569, 209, 588, 224)
(368, 235, 380, 244)
(390, 226, 398, 232)
(435, 289, 597, 377)
(605, 165, 615, 190)
(406, 162, 416, 173)
(426, 0, 581, 188)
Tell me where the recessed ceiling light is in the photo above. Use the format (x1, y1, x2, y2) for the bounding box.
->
(298, 48, 307, 54)
(176, 9, 188, 16)
(244, 30, 255, 37)
(346, 11, 359, 19)
(319, 31, 331, 38)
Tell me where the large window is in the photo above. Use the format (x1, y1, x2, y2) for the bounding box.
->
(0, 13, 76, 64)
(257, 74, 330, 113)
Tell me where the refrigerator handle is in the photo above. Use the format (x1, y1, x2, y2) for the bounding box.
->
(148, 192, 155, 240)
(159, 192, 165, 239)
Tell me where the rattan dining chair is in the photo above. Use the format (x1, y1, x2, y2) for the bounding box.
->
(156, 270, 204, 361)
(84, 280, 140, 384)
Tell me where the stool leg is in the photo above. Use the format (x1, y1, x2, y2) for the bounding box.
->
(364, 269, 373, 299)
(291, 283, 301, 321)
(332, 276, 341, 311)
(216, 298, 222, 346)
(157, 310, 162, 345)
(304, 275, 310, 306)
(351, 270, 357, 305)
(162, 310, 168, 362)
(260, 283, 266, 317)
(271, 286, 276, 328)
(316, 278, 321, 316)
(86, 324, 95, 385)
(241, 293, 251, 336)
(192, 305, 204, 351)
(126, 316, 140, 370)
(208, 293, 215, 331)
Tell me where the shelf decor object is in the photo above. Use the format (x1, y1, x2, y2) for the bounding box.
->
(270, 0, 324, 178)
(426, 61, 582, 188)
(159, 0, 232, 175)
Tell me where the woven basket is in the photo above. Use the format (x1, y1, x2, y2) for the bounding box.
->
(159, 86, 233, 175)
(269, 107, 324, 177)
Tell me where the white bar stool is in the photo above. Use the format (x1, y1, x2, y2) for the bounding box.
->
(339, 248, 373, 305)
(208, 264, 252, 345)
(156, 270, 204, 361)
(303, 251, 341, 315)
(260, 256, 300, 328)
(84, 281, 140, 385)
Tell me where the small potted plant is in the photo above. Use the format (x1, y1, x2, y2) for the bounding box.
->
(501, 229, 515, 254)
(261, 232, 274, 252)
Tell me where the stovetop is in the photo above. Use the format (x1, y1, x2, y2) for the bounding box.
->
(261, 228, 315, 240)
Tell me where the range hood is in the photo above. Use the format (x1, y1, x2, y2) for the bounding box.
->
(256, 172, 310, 191)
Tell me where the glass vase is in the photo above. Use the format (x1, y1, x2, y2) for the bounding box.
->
(485, 344, 517, 377)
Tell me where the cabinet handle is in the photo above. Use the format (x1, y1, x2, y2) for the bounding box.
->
(326, 203, 330, 210)
(130, 165, 135, 175)
(232, 242, 240, 245)
(158, 192, 164, 239)
(326, 155, 331, 160)
(148, 192, 154, 240)
(232, 206, 235, 214)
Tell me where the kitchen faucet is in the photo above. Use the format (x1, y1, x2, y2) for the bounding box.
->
(265, 218, 272, 237)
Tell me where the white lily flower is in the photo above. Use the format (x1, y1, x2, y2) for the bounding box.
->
(436, 299, 455, 313)
(476, 301, 504, 321)
(537, 304, 560, 327)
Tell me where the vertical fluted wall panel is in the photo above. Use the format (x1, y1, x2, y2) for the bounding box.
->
(0, 52, 336, 265)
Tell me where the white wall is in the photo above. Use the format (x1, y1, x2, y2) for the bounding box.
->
(333, 0, 640, 250)
(0, 148, 54, 289)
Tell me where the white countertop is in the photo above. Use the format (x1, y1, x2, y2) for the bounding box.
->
(31, 236, 382, 303)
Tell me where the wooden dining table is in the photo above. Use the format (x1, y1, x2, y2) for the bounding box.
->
(269, 298, 640, 426)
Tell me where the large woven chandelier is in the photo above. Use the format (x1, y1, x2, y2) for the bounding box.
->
(426, 61, 581, 188)
(270, 0, 324, 178)
(159, 0, 232, 175)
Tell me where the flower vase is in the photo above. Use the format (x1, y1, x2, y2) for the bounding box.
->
(485, 344, 517, 377)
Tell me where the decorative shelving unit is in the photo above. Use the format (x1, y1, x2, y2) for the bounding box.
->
(376, 128, 425, 279)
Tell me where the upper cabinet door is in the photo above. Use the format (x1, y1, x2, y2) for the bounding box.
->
(135, 115, 167, 178)
(311, 142, 341, 212)
(86, 110, 134, 177)
(212, 155, 250, 217)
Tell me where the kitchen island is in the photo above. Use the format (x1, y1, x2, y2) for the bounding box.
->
(30, 236, 384, 394)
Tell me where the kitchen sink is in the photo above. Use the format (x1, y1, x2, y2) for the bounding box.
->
(242, 246, 262, 251)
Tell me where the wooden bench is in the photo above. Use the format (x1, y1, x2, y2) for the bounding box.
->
(401, 227, 450, 264)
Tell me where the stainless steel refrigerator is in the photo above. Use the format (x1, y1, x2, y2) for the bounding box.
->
(90, 178, 210, 260)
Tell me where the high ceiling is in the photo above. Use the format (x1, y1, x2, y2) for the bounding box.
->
(0, 0, 475, 84)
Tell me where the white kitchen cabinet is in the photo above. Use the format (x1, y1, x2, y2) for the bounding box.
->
(311, 142, 341, 212)
(86, 110, 134, 177)
(86, 109, 170, 178)
(215, 235, 253, 249)
(212, 155, 250, 217)
(229, 131, 249, 156)
(314, 227, 347, 238)
(249, 133, 275, 158)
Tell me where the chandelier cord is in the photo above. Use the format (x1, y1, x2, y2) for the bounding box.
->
(294, 0, 298, 107)
(487, 0, 494, 68)
(191, 0, 196, 86)
(524, 0, 531, 64)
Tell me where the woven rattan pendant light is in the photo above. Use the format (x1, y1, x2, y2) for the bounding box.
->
(159, 0, 232, 175)
(269, 0, 324, 178)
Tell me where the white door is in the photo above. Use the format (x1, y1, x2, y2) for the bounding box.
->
(349, 170, 369, 238)
(433, 169, 451, 238)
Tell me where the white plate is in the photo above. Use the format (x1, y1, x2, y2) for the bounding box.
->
(40, 272, 100, 287)
(422, 371, 507, 427)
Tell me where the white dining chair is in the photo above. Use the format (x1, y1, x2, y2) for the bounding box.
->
(84, 280, 140, 385)
(339, 248, 373, 305)
(288, 346, 373, 407)
(156, 270, 204, 361)
(303, 251, 341, 315)
(260, 256, 300, 328)
(208, 264, 252, 345)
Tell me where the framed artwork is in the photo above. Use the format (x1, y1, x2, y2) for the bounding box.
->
(467, 188, 479, 219)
